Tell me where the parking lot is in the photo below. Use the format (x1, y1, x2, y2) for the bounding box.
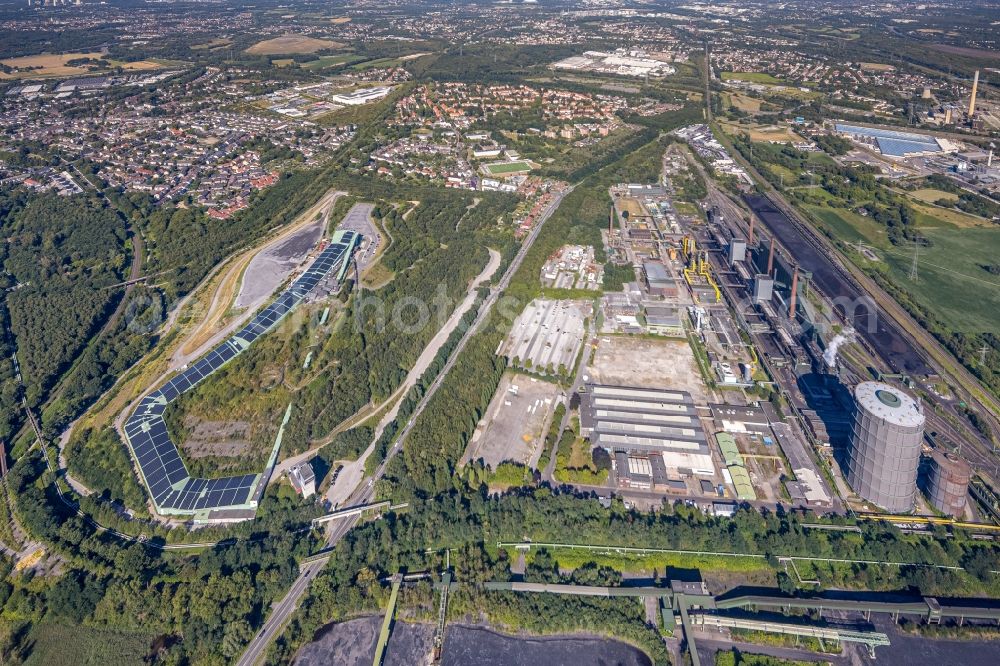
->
(337, 202, 380, 272)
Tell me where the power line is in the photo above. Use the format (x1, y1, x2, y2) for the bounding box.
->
(908, 239, 920, 282)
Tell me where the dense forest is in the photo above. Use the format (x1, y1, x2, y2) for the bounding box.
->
(1, 451, 321, 664)
(0, 153, 357, 453)
(0, 190, 127, 443)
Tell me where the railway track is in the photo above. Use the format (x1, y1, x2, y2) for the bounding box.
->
(704, 122, 999, 483)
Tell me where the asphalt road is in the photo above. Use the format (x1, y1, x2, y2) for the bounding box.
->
(235, 184, 573, 666)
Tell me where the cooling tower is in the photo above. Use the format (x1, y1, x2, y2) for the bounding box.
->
(847, 382, 925, 512)
(926, 449, 971, 517)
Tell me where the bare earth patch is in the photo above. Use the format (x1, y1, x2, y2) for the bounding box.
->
(588, 336, 710, 404)
(179, 417, 253, 458)
(462, 373, 559, 469)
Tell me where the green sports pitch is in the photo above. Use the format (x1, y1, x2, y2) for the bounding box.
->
(484, 160, 533, 175)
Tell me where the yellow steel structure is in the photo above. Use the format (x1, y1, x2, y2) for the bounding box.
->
(681, 236, 721, 303)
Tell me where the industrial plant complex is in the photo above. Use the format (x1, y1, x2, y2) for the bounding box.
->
(4, 3, 1000, 664)
(460, 131, 994, 527)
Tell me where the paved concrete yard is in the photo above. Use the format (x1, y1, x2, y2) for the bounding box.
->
(462, 372, 560, 469)
(588, 336, 711, 404)
(337, 202, 379, 272)
(235, 216, 324, 309)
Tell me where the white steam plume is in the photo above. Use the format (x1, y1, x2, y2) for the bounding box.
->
(823, 328, 855, 368)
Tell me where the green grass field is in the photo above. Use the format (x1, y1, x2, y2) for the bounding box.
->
(673, 202, 700, 217)
(804, 204, 886, 243)
(910, 201, 989, 229)
(548, 549, 772, 575)
(721, 71, 787, 85)
(348, 56, 405, 71)
(24, 623, 155, 666)
(908, 187, 958, 204)
(301, 54, 364, 70)
(804, 203, 1000, 333)
(485, 161, 533, 175)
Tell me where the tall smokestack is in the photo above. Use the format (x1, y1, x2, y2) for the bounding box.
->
(969, 70, 980, 117)
(789, 267, 799, 320)
(748, 216, 755, 245)
(767, 238, 775, 276)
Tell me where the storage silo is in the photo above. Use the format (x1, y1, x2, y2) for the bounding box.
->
(926, 449, 971, 517)
(847, 382, 925, 512)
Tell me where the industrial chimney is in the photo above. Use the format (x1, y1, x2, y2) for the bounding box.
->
(789, 267, 799, 320)
(969, 70, 980, 117)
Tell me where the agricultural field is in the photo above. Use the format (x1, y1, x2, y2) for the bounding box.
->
(245, 34, 345, 55)
(22, 623, 156, 666)
(0, 52, 163, 79)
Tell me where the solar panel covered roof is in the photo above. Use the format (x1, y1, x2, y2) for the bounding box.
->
(123, 232, 358, 515)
